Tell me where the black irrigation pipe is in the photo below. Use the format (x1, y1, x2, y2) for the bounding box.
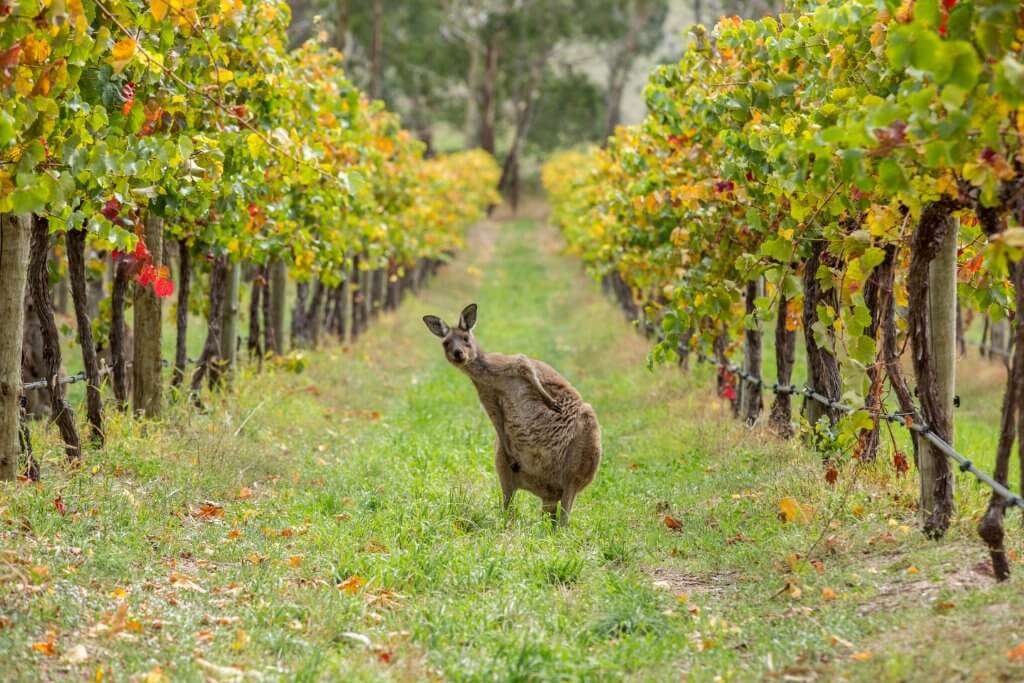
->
(709, 356, 1024, 511)
(21, 358, 200, 392)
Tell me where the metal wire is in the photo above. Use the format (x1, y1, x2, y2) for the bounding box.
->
(21, 358, 198, 392)
(711, 356, 1024, 510)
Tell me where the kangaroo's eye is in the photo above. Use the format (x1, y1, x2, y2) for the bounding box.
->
(443, 340, 450, 349)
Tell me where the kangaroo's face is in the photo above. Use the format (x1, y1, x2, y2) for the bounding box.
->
(423, 303, 479, 367)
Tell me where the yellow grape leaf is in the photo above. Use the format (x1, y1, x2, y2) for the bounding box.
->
(259, 2, 278, 21)
(151, 0, 169, 21)
(110, 38, 137, 73)
(213, 67, 233, 84)
(246, 132, 264, 157)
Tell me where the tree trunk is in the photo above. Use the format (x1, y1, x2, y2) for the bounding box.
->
(29, 216, 81, 462)
(981, 315, 990, 358)
(466, 44, 481, 147)
(191, 256, 229, 397)
(859, 254, 886, 462)
(339, 269, 352, 343)
(978, 262, 1024, 581)
(955, 300, 966, 356)
(110, 260, 131, 408)
(269, 257, 287, 355)
(335, 0, 348, 52)
(219, 259, 241, 381)
(133, 215, 164, 418)
(769, 293, 796, 438)
(802, 240, 842, 429)
(878, 244, 920, 467)
(0, 214, 31, 481)
(478, 34, 498, 155)
(292, 281, 309, 348)
(248, 267, 263, 363)
(741, 279, 763, 425)
(498, 57, 544, 202)
(172, 239, 191, 389)
(308, 279, 326, 348)
(908, 203, 958, 538)
(66, 228, 103, 444)
(369, 0, 383, 101)
(260, 264, 274, 356)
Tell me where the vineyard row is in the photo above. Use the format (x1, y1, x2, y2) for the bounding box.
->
(1, 1, 500, 481)
(544, 0, 1024, 579)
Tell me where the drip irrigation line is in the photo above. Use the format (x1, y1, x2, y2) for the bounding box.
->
(707, 355, 1024, 511)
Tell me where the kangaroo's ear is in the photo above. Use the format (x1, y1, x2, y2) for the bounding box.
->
(423, 315, 450, 338)
(458, 303, 478, 331)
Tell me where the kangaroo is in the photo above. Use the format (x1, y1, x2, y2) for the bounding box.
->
(423, 304, 601, 525)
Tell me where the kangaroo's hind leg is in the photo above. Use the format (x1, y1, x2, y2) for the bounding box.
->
(494, 439, 518, 513)
(558, 489, 577, 527)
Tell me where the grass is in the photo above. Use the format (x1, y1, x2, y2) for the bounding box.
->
(2, 216, 1023, 682)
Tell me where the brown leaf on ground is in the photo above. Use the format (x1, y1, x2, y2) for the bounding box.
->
(193, 502, 225, 519)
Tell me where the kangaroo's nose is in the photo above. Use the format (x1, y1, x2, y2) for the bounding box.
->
(453, 349, 465, 362)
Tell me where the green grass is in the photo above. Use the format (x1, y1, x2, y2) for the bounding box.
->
(2, 217, 1023, 681)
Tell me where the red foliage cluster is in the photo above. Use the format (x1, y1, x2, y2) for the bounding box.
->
(112, 230, 175, 299)
(939, 0, 957, 36)
(121, 81, 135, 116)
(718, 368, 738, 401)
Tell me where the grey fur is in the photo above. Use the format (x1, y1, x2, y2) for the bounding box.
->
(423, 303, 601, 525)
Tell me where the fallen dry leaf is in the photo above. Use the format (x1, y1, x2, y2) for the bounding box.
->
(663, 515, 683, 531)
(193, 502, 225, 519)
(236, 487, 253, 500)
(850, 650, 874, 662)
(821, 587, 837, 601)
(339, 575, 366, 594)
(1007, 643, 1024, 661)
(778, 497, 800, 523)
(287, 555, 302, 568)
(30, 636, 57, 656)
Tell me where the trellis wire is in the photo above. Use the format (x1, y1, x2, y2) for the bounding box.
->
(21, 358, 199, 392)
(712, 357, 1024, 511)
